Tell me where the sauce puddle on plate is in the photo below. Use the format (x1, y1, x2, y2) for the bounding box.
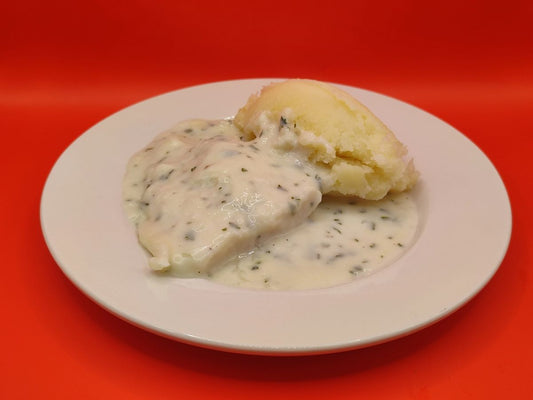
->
(210, 192, 418, 290)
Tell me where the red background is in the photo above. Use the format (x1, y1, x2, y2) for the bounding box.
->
(2, 0, 532, 398)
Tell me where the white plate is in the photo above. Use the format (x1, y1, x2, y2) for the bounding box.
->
(40, 79, 512, 355)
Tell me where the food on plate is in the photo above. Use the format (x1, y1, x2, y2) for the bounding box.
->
(122, 79, 419, 289)
(123, 119, 322, 275)
(235, 79, 418, 200)
(210, 192, 418, 290)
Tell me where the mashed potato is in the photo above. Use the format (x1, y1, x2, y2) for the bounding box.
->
(234, 79, 418, 200)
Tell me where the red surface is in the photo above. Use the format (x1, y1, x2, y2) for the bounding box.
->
(2, 0, 532, 398)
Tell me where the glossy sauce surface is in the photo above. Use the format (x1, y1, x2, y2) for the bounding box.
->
(123, 118, 418, 290)
(211, 192, 418, 290)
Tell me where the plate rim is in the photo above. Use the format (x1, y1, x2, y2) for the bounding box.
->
(40, 78, 512, 355)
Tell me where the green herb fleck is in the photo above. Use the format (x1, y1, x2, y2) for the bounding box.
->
(350, 266, 364, 275)
(289, 202, 297, 215)
(160, 169, 175, 180)
(229, 222, 241, 230)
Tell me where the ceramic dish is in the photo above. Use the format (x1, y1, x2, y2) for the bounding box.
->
(40, 79, 512, 355)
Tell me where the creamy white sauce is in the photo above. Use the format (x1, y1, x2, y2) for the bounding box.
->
(123, 119, 324, 276)
(210, 193, 418, 290)
(123, 118, 418, 290)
